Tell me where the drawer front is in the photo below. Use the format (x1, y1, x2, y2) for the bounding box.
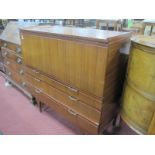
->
(24, 66, 103, 110)
(1, 41, 22, 55)
(5, 67, 22, 84)
(23, 74, 101, 125)
(22, 81, 98, 134)
(1, 47, 22, 63)
(4, 57, 24, 74)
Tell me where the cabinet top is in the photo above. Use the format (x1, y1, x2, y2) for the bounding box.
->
(20, 25, 130, 44)
(0, 21, 37, 45)
(131, 35, 155, 48)
(0, 21, 21, 45)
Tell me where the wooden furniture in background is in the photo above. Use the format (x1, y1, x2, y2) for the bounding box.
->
(121, 35, 155, 134)
(0, 21, 32, 101)
(96, 20, 122, 31)
(0, 40, 4, 72)
(20, 25, 130, 134)
(141, 20, 155, 36)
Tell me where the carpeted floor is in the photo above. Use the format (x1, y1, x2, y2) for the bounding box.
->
(0, 75, 137, 135)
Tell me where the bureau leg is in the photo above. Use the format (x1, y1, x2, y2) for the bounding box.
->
(30, 97, 37, 106)
(4, 80, 12, 88)
(112, 114, 121, 128)
(102, 114, 122, 135)
(39, 101, 43, 112)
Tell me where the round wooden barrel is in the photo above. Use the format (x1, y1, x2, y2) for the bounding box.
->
(121, 35, 155, 134)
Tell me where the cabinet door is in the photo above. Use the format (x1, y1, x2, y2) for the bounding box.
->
(21, 34, 108, 97)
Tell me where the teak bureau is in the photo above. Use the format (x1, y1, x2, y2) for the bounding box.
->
(0, 21, 32, 100)
(20, 26, 130, 134)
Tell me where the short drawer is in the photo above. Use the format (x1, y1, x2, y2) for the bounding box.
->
(22, 75, 101, 125)
(4, 57, 24, 75)
(22, 81, 98, 134)
(1, 47, 22, 64)
(5, 67, 23, 84)
(1, 41, 22, 55)
(24, 66, 103, 110)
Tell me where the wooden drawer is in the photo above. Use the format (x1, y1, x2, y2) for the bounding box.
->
(24, 66, 103, 110)
(22, 81, 98, 134)
(1, 41, 22, 55)
(4, 57, 24, 74)
(1, 47, 22, 64)
(23, 73, 101, 125)
(5, 66, 23, 84)
(43, 83, 101, 125)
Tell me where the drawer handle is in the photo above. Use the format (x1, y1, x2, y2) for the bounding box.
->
(35, 89, 42, 94)
(68, 86, 78, 93)
(16, 58, 22, 64)
(6, 61, 10, 65)
(16, 47, 22, 54)
(68, 109, 77, 116)
(32, 69, 40, 74)
(19, 69, 24, 75)
(8, 72, 12, 76)
(22, 82, 26, 87)
(35, 78, 41, 82)
(2, 51, 8, 57)
(3, 43, 7, 48)
(69, 96, 78, 102)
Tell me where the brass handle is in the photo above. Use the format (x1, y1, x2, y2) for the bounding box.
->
(6, 61, 10, 65)
(68, 109, 77, 116)
(34, 78, 41, 82)
(16, 57, 22, 64)
(68, 86, 78, 93)
(32, 69, 40, 74)
(2, 51, 7, 57)
(3, 43, 7, 48)
(22, 82, 26, 87)
(35, 89, 41, 94)
(19, 69, 24, 75)
(68, 96, 78, 102)
(16, 47, 22, 54)
(8, 72, 11, 76)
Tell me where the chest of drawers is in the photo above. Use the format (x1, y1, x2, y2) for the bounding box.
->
(0, 22, 32, 100)
(20, 26, 130, 134)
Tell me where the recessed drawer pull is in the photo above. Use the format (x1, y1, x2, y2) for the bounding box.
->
(16, 47, 22, 54)
(3, 43, 7, 48)
(35, 78, 41, 82)
(68, 86, 78, 93)
(22, 82, 26, 87)
(35, 89, 42, 94)
(2, 51, 7, 57)
(32, 69, 40, 74)
(8, 72, 12, 76)
(16, 58, 22, 64)
(68, 109, 77, 116)
(19, 69, 24, 75)
(69, 96, 78, 102)
(6, 61, 10, 65)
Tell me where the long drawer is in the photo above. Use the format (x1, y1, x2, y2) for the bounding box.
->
(5, 66, 23, 85)
(23, 73, 101, 125)
(1, 47, 22, 63)
(1, 41, 22, 55)
(22, 81, 98, 134)
(4, 57, 24, 74)
(24, 66, 103, 110)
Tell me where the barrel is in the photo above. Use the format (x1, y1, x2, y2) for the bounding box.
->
(121, 35, 155, 134)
